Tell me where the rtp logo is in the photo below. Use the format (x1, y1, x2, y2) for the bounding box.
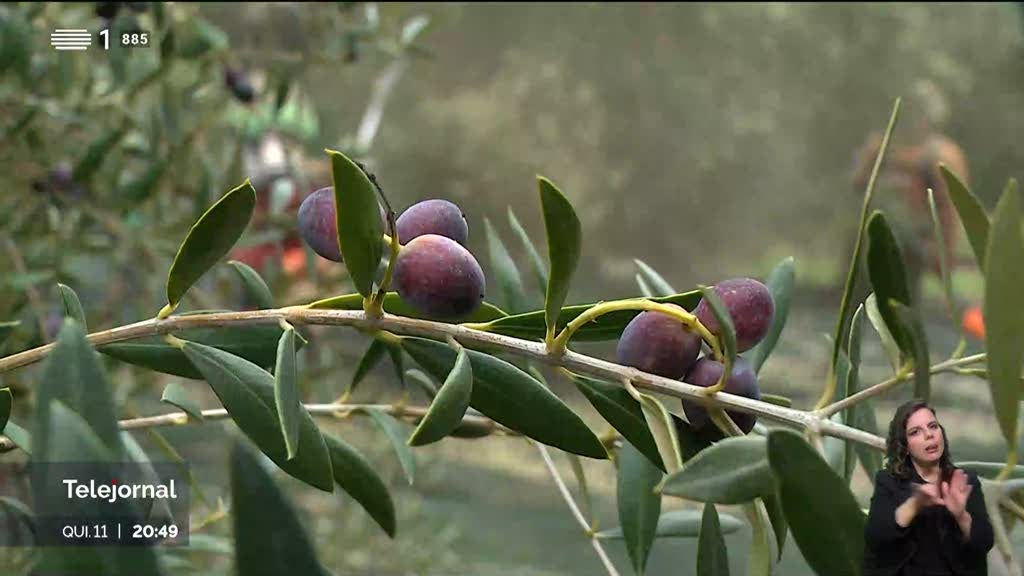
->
(50, 29, 92, 51)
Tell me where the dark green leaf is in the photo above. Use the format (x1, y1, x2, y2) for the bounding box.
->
(617, 440, 662, 574)
(823, 348, 857, 483)
(0, 320, 19, 349)
(57, 283, 86, 331)
(847, 305, 882, 479)
(408, 347, 473, 446)
(748, 257, 795, 374)
(698, 285, 737, 379)
(347, 338, 388, 399)
(0, 10, 32, 81)
(890, 301, 930, 402)
(164, 181, 256, 315)
(0, 388, 10, 432)
(675, 416, 715, 463)
(34, 320, 121, 461)
(72, 121, 129, 183)
(472, 291, 702, 341)
(596, 508, 744, 539)
(40, 401, 111, 462)
(100, 321, 304, 380)
(177, 19, 228, 59)
(571, 373, 663, 470)
(230, 442, 331, 576)
(120, 159, 170, 207)
(866, 211, 914, 357)
(273, 76, 292, 116)
(180, 341, 334, 492)
(324, 434, 396, 537)
(698, 504, 730, 576)
(274, 328, 301, 460)
(144, 428, 212, 509)
(160, 382, 204, 421)
(940, 165, 990, 269)
(659, 436, 772, 504)
(121, 432, 173, 522)
(227, 260, 274, 309)
(539, 176, 582, 342)
(361, 408, 416, 485)
(983, 180, 1024, 450)
(865, 293, 900, 372)
(484, 217, 528, 314)
(32, 402, 163, 576)
(508, 207, 548, 295)
(402, 338, 607, 459)
(634, 259, 676, 297)
(327, 149, 383, 298)
(762, 491, 788, 561)
(309, 292, 507, 323)
(767, 428, 865, 576)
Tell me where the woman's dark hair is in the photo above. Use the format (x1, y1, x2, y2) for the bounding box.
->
(884, 399, 955, 482)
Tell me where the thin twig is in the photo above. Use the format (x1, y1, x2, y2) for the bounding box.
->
(816, 353, 986, 419)
(536, 442, 621, 576)
(0, 307, 872, 446)
(0, 307, 881, 452)
(0, 401, 508, 452)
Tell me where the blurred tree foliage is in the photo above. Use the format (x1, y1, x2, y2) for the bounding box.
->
(283, 3, 1022, 304)
(0, 2, 430, 351)
(0, 4, 444, 572)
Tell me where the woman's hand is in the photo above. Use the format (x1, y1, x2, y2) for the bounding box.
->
(941, 468, 973, 521)
(910, 481, 946, 509)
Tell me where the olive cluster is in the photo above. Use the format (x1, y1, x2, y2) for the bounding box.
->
(616, 278, 775, 440)
(298, 188, 485, 319)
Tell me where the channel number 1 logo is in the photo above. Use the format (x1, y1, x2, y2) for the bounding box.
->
(49, 28, 150, 51)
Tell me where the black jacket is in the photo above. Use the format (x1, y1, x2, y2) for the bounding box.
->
(863, 467, 994, 576)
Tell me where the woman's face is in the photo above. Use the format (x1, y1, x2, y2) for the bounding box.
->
(905, 407, 944, 465)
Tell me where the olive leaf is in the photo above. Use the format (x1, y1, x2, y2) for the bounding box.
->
(983, 180, 1024, 451)
(327, 149, 383, 298)
(539, 176, 582, 343)
(163, 181, 256, 317)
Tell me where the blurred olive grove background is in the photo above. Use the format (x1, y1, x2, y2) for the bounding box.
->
(2, 2, 1024, 575)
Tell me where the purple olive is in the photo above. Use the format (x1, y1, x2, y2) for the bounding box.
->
(616, 304, 702, 379)
(396, 199, 469, 246)
(394, 234, 485, 319)
(681, 356, 761, 439)
(298, 187, 386, 262)
(693, 278, 774, 352)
